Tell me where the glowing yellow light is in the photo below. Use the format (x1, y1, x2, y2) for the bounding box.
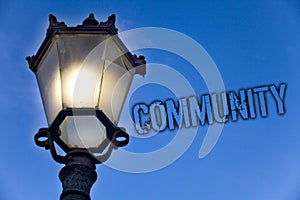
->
(62, 62, 104, 108)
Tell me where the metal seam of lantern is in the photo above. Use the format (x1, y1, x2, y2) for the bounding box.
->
(26, 13, 146, 200)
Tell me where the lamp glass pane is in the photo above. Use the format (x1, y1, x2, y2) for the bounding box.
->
(56, 35, 107, 108)
(36, 42, 62, 125)
(37, 34, 137, 129)
(97, 40, 134, 124)
(59, 116, 107, 149)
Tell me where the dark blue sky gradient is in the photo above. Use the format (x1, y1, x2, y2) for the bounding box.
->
(0, 0, 300, 199)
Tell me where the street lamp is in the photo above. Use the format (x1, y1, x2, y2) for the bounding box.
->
(26, 13, 146, 200)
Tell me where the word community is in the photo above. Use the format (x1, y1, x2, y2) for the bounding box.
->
(132, 83, 287, 134)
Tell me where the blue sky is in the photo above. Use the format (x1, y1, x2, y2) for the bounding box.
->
(1, 0, 300, 199)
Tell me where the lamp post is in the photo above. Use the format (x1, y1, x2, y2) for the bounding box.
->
(26, 13, 146, 200)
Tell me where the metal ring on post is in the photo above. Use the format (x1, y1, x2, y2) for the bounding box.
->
(34, 128, 67, 164)
(112, 128, 129, 147)
(34, 128, 50, 149)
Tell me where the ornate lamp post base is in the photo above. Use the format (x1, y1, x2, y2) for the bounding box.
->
(59, 151, 97, 200)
